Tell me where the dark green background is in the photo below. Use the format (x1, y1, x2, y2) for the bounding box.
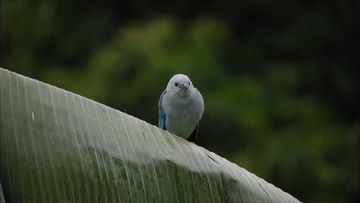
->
(1, 1, 359, 202)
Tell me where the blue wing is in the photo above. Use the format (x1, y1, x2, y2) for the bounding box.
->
(158, 90, 167, 129)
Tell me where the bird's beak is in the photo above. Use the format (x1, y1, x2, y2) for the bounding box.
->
(181, 83, 189, 89)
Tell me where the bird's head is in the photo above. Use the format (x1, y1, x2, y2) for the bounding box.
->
(166, 74, 194, 97)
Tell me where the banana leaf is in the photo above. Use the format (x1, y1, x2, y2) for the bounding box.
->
(0, 67, 301, 202)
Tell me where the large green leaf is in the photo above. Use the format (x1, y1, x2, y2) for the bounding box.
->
(0, 67, 301, 202)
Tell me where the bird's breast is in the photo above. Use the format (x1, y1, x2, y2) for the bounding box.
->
(164, 98, 202, 139)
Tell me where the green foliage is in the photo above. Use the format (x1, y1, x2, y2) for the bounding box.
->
(1, 1, 359, 202)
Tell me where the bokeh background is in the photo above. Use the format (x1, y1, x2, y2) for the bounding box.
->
(1, 1, 359, 202)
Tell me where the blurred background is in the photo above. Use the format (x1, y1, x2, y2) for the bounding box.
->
(1, 1, 359, 202)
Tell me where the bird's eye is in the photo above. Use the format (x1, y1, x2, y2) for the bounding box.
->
(189, 82, 191, 85)
(175, 82, 178, 87)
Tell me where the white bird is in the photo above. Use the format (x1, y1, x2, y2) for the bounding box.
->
(158, 74, 204, 141)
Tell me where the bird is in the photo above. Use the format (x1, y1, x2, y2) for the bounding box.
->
(158, 74, 204, 142)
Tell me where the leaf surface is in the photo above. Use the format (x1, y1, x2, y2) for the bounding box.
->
(0, 67, 301, 203)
